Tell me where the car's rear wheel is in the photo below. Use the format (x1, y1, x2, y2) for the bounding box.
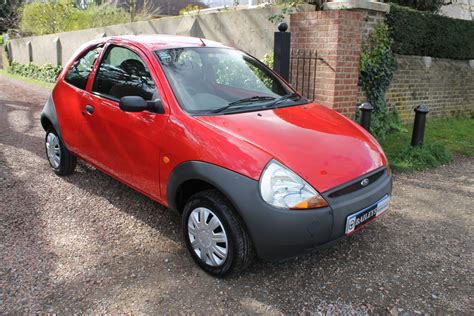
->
(45, 127, 77, 176)
(182, 189, 254, 277)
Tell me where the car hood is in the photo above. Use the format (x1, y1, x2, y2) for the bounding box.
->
(195, 103, 387, 193)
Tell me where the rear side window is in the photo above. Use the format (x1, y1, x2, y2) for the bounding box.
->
(92, 46, 157, 101)
(64, 47, 102, 90)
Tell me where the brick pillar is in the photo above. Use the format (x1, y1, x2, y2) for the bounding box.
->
(290, 11, 363, 118)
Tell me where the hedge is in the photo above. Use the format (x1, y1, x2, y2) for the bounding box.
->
(8, 61, 62, 83)
(386, 4, 474, 59)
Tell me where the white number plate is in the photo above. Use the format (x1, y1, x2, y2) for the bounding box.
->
(345, 195, 390, 235)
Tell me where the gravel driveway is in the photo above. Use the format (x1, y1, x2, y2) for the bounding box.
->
(1, 75, 473, 314)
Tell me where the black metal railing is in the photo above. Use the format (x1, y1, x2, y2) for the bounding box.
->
(289, 49, 318, 100)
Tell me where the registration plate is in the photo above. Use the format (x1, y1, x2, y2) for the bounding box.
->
(345, 195, 390, 235)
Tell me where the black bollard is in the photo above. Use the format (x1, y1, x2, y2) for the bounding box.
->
(273, 22, 291, 81)
(359, 103, 373, 131)
(411, 104, 429, 147)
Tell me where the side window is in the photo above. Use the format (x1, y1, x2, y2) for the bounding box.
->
(64, 47, 102, 90)
(92, 46, 158, 101)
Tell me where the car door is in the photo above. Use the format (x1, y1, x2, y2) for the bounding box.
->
(54, 45, 103, 156)
(81, 43, 168, 200)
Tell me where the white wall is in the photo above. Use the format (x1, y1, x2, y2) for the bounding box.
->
(8, 6, 311, 66)
(439, 0, 473, 20)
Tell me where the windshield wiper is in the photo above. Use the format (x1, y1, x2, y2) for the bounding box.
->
(211, 96, 276, 113)
(264, 93, 302, 108)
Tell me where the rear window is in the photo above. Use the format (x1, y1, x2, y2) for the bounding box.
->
(64, 47, 102, 90)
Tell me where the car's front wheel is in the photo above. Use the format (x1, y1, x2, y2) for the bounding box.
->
(182, 189, 254, 277)
(45, 127, 77, 176)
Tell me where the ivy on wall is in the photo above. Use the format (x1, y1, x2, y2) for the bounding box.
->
(389, 0, 446, 13)
(7, 61, 62, 83)
(387, 4, 474, 60)
(267, 0, 307, 24)
(359, 22, 402, 139)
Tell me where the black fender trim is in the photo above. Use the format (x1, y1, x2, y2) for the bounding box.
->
(166, 161, 335, 260)
(40, 95, 63, 140)
(166, 161, 392, 261)
(166, 161, 253, 212)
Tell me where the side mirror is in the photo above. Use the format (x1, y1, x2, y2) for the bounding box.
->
(119, 96, 165, 114)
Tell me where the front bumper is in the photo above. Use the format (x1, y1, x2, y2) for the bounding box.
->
(229, 167, 392, 260)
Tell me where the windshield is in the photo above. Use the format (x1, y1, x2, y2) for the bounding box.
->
(155, 47, 307, 114)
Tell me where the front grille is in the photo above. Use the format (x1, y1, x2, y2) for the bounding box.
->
(328, 168, 386, 198)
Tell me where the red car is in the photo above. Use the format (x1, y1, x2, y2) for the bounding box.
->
(41, 35, 392, 276)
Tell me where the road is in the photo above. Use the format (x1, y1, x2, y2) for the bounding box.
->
(0, 74, 472, 314)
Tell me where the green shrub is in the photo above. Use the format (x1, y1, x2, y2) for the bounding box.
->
(359, 22, 402, 139)
(8, 61, 62, 83)
(387, 4, 474, 59)
(393, 142, 452, 171)
(20, 1, 129, 36)
(0, 35, 3, 45)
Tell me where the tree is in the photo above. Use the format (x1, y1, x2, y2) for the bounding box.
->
(20, 1, 77, 35)
(19, 1, 129, 36)
(0, 0, 24, 34)
(110, 0, 208, 16)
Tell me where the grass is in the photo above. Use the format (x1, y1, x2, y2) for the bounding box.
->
(0, 69, 54, 90)
(380, 117, 474, 172)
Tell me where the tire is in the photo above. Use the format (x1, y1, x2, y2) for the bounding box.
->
(182, 189, 254, 277)
(45, 126, 77, 176)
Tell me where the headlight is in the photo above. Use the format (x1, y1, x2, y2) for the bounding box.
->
(259, 160, 328, 210)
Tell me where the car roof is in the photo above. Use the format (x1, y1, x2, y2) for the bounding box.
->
(102, 34, 229, 51)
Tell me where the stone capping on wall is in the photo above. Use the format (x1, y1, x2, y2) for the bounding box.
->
(422, 56, 432, 68)
(323, 0, 390, 13)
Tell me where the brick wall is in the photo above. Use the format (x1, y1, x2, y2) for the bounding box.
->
(291, 9, 474, 122)
(358, 55, 474, 121)
(290, 11, 363, 117)
(356, 9, 386, 41)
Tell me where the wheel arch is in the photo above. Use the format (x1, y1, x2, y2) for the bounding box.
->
(167, 161, 245, 213)
(174, 179, 217, 214)
(40, 95, 63, 140)
(41, 116, 53, 131)
(169, 161, 259, 265)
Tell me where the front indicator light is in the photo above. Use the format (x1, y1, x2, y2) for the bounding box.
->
(259, 160, 328, 209)
(291, 195, 328, 210)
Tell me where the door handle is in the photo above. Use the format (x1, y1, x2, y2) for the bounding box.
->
(83, 105, 94, 115)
